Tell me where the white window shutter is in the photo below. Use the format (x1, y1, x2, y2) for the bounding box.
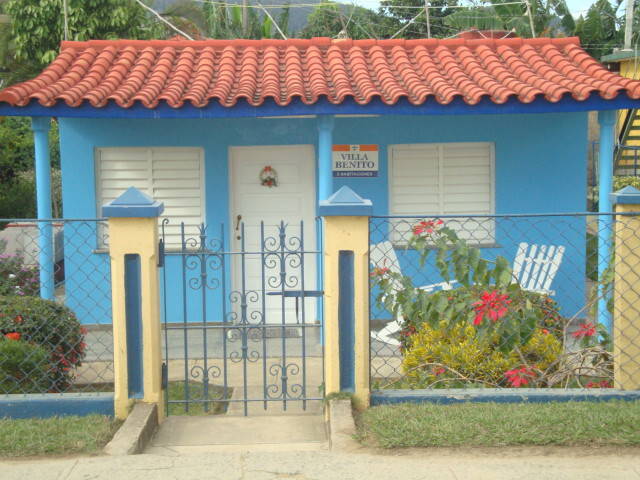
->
(389, 143, 495, 244)
(97, 147, 205, 246)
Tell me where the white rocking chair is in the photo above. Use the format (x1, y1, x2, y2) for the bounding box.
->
(370, 241, 565, 346)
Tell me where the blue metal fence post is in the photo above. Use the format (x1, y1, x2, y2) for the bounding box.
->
(31, 117, 54, 300)
(598, 110, 616, 333)
(317, 115, 335, 203)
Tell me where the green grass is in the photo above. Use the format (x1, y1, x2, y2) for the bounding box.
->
(358, 400, 640, 448)
(167, 381, 232, 416)
(0, 415, 120, 457)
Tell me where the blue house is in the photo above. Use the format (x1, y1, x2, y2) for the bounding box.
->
(1, 35, 639, 328)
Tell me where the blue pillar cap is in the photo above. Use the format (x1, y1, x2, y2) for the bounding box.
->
(319, 186, 373, 216)
(610, 185, 640, 205)
(102, 186, 165, 218)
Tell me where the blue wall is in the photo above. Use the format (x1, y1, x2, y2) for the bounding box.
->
(58, 112, 588, 324)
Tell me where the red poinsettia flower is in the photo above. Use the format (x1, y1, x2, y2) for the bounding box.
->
(472, 291, 511, 326)
(572, 322, 597, 339)
(504, 366, 535, 387)
(370, 267, 390, 277)
(412, 219, 443, 236)
(4, 332, 21, 341)
(586, 380, 613, 388)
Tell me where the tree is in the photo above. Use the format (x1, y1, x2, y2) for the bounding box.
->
(301, 1, 398, 39)
(444, 0, 575, 39)
(380, 0, 458, 39)
(6, 0, 153, 65)
(575, 0, 622, 58)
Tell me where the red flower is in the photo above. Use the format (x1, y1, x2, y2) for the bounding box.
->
(572, 322, 596, 339)
(412, 219, 443, 236)
(13, 315, 23, 324)
(586, 380, 613, 388)
(472, 291, 511, 326)
(504, 366, 535, 387)
(370, 267, 390, 277)
(4, 332, 21, 341)
(433, 367, 446, 376)
(541, 329, 549, 335)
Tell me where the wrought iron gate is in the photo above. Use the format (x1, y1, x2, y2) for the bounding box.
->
(159, 220, 323, 416)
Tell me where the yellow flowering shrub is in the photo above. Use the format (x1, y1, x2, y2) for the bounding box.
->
(402, 321, 562, 388)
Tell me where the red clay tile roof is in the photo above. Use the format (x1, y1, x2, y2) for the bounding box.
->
(1, 36, 640, 109)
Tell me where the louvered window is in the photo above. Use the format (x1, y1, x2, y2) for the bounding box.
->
(389, 143, 495, 244)
(96, 147, 205, 246)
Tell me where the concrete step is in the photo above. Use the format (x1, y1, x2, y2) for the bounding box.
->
(148, 414, 328, 453)
(226, 385, 323, 416)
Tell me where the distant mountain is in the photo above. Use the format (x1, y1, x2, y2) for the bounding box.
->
(151, 0, 322, 34)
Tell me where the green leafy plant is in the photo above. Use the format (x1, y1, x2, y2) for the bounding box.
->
(372, 221, 553, 355)
(0, 334, 51, 394)
(0, 295, 86, 392)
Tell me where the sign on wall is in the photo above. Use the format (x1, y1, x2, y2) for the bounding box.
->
(332, 145, 379, 177)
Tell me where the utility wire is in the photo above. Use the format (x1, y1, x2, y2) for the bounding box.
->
(133, 0, 195, 40)
(256, 1, 288, 38)
(190, 0, 527, 10)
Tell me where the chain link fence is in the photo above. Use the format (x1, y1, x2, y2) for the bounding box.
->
(369, 213, 638, 391)
(0, 219, 113, 394)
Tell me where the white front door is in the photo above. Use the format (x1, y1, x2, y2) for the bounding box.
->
(229, 145, 317, 325)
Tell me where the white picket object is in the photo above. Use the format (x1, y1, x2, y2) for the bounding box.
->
(512, 242, 565, 296)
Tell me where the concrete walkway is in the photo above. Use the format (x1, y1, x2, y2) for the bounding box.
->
(1, 448, 639, 479)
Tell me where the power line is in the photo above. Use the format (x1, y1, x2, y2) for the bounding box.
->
(189, 0, 527, 10)
(133, 0, 195, 40)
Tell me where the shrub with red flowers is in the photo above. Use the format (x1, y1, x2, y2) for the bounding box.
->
(372, 219, 612, 389)
(0, 335, 51, 394)
(0, 295, 86, 393)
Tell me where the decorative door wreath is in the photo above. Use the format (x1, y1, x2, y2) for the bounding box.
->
(259, 165, 278, 187)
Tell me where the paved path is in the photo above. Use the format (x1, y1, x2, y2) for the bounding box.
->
(2, 448, 639, 479)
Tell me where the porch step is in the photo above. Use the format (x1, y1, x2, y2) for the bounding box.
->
(148, 414, 328, 453)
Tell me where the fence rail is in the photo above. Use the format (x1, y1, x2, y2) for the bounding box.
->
(0, 219, 113, 395)
(369, 212, 639, 391)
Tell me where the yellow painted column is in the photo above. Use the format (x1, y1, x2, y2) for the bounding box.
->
(103, 188, 165, 421)
(612, 187, 640, 390)
(320, 187, 372, 409)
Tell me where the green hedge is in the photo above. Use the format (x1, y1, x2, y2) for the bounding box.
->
(0, 296, 86, 393)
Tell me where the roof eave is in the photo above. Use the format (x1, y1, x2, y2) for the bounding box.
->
(1, 95, 639, 119)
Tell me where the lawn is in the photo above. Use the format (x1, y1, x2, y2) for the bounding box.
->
(358, 400, 640, 448)
(0, 414, 120, 457)
(166, 381, 231, 416)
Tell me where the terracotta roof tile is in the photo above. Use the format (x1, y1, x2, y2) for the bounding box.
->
(1, 36, 639, 109)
